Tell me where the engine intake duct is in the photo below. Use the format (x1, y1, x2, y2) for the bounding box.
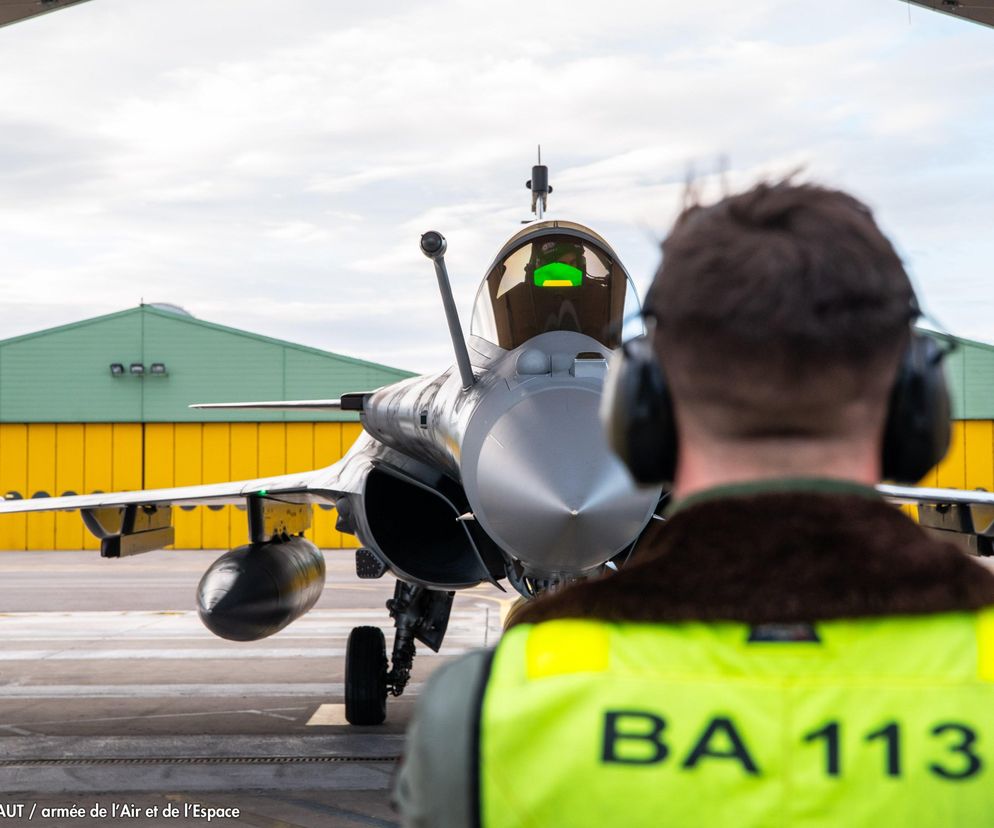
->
(364, 463, 503, 588)
(197, 536, 325, 641)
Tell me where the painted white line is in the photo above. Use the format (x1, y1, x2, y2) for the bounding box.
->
(0, 632, 485, 643)
(0, 707, 307, 729)
(0, 610, 500, 645)
(0, 683, 334, 699)
(0, 683, 424, 699)
(0, 647, 468, 661)
(0, 765, 396, 794)
(306, 703, 349, 726)
(0, 609, 490, 617)
(0, 724, 34, 736)
(0, 733, 406, 760)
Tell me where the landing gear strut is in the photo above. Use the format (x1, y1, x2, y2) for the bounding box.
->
(344, 581, 454, 725)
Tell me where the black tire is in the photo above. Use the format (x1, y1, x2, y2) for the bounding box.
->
(345, 625, 388, 725)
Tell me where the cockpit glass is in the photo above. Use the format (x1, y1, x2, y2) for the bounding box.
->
(471, 233, 628, 350)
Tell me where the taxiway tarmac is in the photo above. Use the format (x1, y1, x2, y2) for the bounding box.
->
(0, 549, 508, 827)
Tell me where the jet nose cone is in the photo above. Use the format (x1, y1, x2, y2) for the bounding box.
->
(462, 385, 660, 574)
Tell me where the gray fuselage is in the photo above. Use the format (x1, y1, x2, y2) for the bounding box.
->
(332, 330, 661, 589)
(325, 219, 663, 593)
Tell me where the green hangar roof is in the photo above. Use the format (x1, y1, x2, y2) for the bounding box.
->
(931, 330, 994, 421)
(0, 305, 415, 423)
(3, 307, 991, 423)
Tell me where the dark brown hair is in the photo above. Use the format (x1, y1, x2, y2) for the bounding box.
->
(644, 180, 915, 437)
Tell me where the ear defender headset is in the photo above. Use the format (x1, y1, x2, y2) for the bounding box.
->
(601, 329, 678, 485)
(601, 308, 952, 487)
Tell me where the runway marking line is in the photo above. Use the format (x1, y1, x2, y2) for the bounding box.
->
(0, 647, 467, 660)
(306, 704, 349, 727)
(0, 706, 307, 730)
(0, 724, 33, 736)
(0, 682, 425, 699)
(304, 703, 408, 730)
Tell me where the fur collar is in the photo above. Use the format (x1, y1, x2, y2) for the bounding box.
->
(512, 491, 994, 627)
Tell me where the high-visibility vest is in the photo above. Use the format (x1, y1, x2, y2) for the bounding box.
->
(478, 612, 994, 827)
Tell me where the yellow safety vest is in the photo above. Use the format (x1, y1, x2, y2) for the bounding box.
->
(478, 612, 994, 827)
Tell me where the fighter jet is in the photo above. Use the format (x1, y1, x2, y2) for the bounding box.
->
(4, 0, 992, 728)
(0, 159, 662, 724)
(3, 160, 993, 726)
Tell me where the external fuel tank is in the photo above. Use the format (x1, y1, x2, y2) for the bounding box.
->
(197, 535, 325, 641)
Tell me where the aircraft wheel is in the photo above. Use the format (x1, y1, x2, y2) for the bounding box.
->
(345, 625, 388, 725)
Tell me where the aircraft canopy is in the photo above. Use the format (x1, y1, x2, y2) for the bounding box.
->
(471, 230, 631, 350)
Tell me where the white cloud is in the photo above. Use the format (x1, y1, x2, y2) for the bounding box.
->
(0, 0, 991, 370)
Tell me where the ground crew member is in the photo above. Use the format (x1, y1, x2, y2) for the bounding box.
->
(394, 180, 994, 826)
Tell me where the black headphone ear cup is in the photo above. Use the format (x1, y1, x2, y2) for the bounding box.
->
(881, 333, 951, 483)
(601, 336, 678, 485)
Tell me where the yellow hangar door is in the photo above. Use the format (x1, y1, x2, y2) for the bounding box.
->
(0, 422, 359, 551)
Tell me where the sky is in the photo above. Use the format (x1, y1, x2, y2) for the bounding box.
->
(0, 0, 991, 373)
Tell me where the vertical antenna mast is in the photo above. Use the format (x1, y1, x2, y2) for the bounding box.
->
(419, 231, 475, 389)
(526, 145, 552, 220)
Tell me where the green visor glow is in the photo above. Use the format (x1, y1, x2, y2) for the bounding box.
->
(533, 261, 583, 288)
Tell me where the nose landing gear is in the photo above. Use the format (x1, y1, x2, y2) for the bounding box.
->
(344, 581, 455, 725)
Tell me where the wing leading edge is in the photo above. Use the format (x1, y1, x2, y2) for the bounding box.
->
(879, 483, 994, 556)
(189, 391, 370, 413)
(0, 467, 347, 558)
(0, 468, 340, 514)
(878, 483, 994, 508)
(190, 399, 344, 412)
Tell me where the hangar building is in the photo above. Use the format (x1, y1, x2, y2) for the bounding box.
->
(0, 304, 414, 551)
(924, 332, 994, 492)
(0, 308, 992, 550)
